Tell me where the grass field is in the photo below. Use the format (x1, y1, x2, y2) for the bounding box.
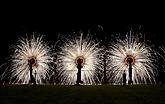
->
(0, 84, 165, 104)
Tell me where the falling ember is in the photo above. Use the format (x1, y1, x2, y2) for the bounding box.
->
(55, 32, 103, 85)
(1, 33, 53, 84)
(107, 31, 157, 84)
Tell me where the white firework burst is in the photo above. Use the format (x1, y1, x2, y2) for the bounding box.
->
(1, 33, 53, 84)
(107, 31, 157, 84)
(55, 32, 103, 85)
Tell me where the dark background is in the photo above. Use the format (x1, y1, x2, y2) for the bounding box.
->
(0, 2, 165, 82)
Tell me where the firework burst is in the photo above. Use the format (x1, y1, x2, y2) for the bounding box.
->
(55, 32, 103, 85)
(107, 31, 157, 84)
(1, 33, 53, 84)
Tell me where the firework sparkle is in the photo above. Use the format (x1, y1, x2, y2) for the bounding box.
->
(106, 31, 157, 84)
(1, 33, 53, 84)
(55, 31, 103, 85)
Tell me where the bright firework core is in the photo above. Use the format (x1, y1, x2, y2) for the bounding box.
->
(124, 55, 135, 65)
(28, 56, 37, 67)
(76, 56, 85, 66)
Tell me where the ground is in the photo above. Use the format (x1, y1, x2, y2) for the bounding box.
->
(0, 84, 165, 104)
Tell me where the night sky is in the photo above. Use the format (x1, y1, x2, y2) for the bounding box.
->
(0, 3, 165, 82)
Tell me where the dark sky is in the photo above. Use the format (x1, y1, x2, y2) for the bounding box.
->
(1, 12, 164, 56)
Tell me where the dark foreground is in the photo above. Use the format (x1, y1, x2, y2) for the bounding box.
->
(0, 84, 165, 104)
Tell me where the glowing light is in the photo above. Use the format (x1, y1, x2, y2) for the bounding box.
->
(124, 55, 135, 65)
(75, 56, 85, 66)
(107, 32, 157, 84)
(28, 56, 37, 67)
(55, 32, 103, 85)
(1, 33, 53, 84)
